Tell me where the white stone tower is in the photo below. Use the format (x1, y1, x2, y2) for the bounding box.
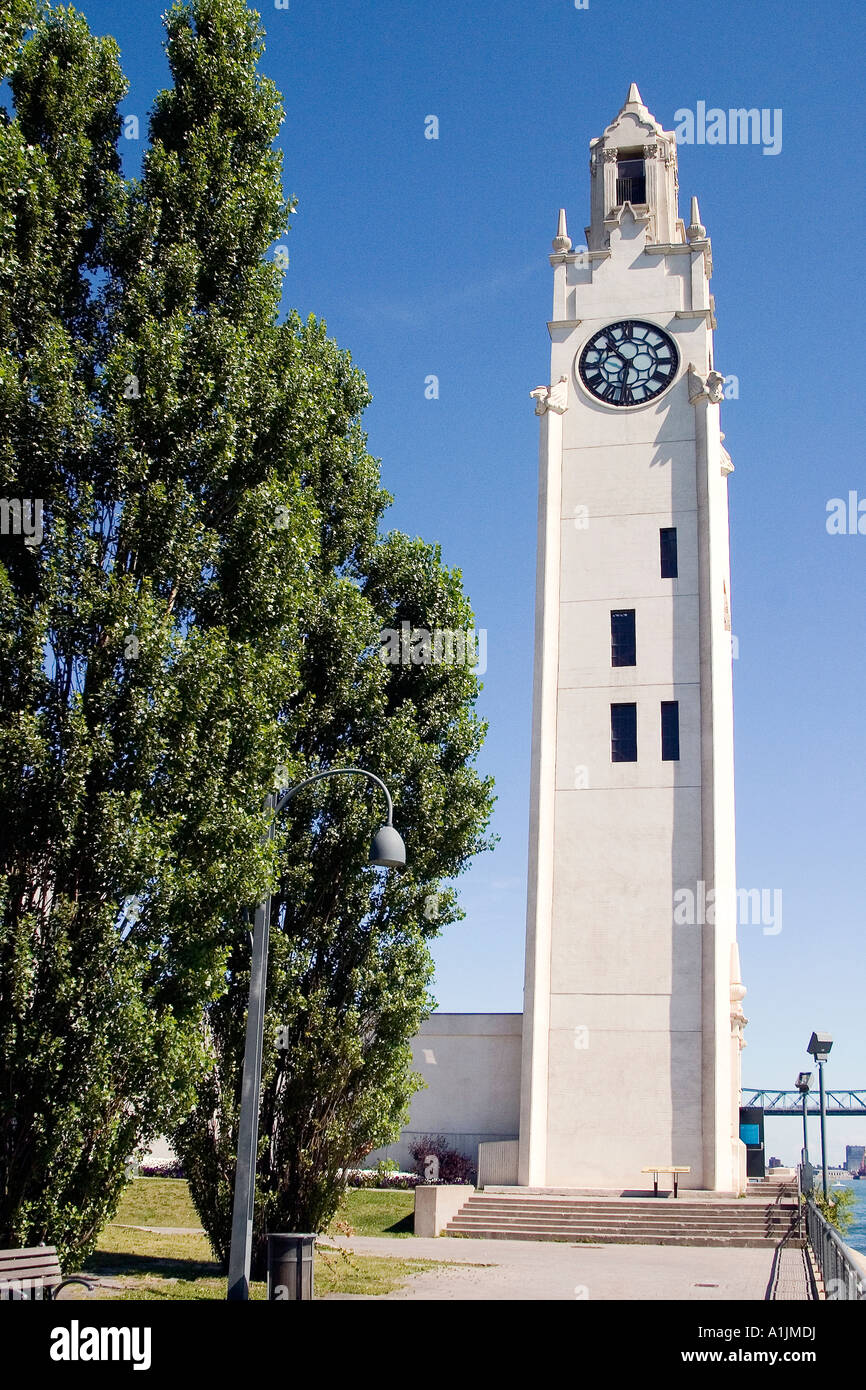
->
(519, 85, 746, 1193)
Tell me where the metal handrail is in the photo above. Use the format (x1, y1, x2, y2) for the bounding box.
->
(802, 1187, 865, 1300)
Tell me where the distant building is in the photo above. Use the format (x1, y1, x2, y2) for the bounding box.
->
(768, 1156, 782, 1169)
(845, 1145, 865, 1174)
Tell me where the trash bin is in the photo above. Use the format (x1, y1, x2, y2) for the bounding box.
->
(267, 1234, 316, 1301)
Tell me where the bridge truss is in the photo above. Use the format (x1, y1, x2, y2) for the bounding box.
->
(743, 1089, 866, 1117)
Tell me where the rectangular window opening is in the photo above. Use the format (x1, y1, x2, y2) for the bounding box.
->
(611, 609, 636, 667)
(660, 527, 678, 579)
(661, 700, 680, 761)
(611, 702, 637, 763)
(616, 155, 646, 205)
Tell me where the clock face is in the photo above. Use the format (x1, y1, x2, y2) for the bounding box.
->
(578, 320, 679, 407)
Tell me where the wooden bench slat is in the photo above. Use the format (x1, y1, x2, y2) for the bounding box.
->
(0, 1251, 62, 1262)
(0, 1263, 61, 1276)
(0, 1245, 63, 1299)
(641, 1166, 691, 1173)
(0, 1256, 61, 1267)
(0, 1256, 61, 1270)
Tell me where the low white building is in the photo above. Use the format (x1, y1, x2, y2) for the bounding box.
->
(367, 1014, 521, 1173)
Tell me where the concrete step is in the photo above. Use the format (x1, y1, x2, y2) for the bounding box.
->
(446, 1192, 802, 1249)
(447, 1230, 795, 1245)
(449, 1215, 796, 1232)
(455, 1205, 794, 1227)
(456, 1219, 796, 1228)
(469, 1195, 796, 1209)
(458, 1212, 794, 1223)
(460, 1198, 795, 1214)
(444, 1225, 805, 1249)
(469, 1195, 795, 1206)
(450, 1214, 796, 1231)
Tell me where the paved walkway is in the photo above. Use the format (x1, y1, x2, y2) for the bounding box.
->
(115, 1225, 204, 1235)
(328, 1235, 815, 1301)
(766, 1244, 815, 1301)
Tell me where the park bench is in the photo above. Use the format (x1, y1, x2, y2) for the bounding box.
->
(641, 1165, 691, 1198)
(0, 1246, 93, 1300)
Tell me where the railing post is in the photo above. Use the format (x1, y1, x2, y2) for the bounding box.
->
(803, 1192, 865, 1301)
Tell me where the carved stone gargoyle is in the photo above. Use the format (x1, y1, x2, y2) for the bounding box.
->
(688, 363, 725, 405)
(530, 375, 569, 416)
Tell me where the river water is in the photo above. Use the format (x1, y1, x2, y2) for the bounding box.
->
(824, 1174, 866, 1254)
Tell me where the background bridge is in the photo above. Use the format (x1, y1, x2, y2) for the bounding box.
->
(743, 1089, 866, 1116)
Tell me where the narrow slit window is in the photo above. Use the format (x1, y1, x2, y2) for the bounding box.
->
(661, 701, 680, 761)
(660, 527, 678, 579)
(611, 609, 636, 667)
(611, 702, 637, 762)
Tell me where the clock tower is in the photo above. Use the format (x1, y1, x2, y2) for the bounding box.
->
(519, 85, 747, 1192)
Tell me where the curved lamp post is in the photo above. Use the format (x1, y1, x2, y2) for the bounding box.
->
(226, 768, 406, 1300)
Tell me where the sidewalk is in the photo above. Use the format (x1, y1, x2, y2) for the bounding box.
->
(328, 1234, 815, 1301)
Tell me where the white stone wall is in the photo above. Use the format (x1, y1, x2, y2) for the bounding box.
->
(365, 1013, 522, 1173)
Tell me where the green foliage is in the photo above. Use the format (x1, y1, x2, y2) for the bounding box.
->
(1, 0, 494, 1271)
(1, 0, 309, 1265)
(176, 523, 494, 1270)
(813, 1187, 855, 1234)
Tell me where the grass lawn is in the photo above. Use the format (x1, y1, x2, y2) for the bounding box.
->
(79, 1179, 436, 1300)
(336, 1187, 416, 1237)
(108, 1177, 201, 1228)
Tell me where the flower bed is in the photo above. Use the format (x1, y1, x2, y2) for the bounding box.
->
(342, 1168, 419, 1190)
(138, 1159, 185, 1179)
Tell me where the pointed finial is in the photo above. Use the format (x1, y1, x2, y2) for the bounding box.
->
(552, 208, 572, 253)
(625, 82, 644, 106)
(686, 195, 706, 241)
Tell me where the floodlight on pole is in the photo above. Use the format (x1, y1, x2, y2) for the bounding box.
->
(796, 1071, 812, 1167)
(806, 1033, 833, 1199)
(807, 1033, 833, 1065)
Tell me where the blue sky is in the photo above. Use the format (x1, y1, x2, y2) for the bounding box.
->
(68, 0, 865, 1165)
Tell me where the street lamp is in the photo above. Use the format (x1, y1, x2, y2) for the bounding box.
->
(226, 767, 406, 1300)
(795, 1071, 811, 1168)
(806, 1033, 833, 1200)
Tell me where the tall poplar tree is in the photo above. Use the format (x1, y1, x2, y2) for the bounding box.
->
(0, 0, 494, 1269)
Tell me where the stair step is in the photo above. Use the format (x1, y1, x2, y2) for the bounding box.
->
(468, 1198, 795, 1210)
(455, 1205, 795, 1218)
(457, 1217, 793, 1227)
(444, 1189, 802, 1250)
(463, 1197, 789, 1203)
(457, 1208, 793, 1225)
(449, 1220, 795, 1235)
(469, 1195, 795, 1206)
(444, 1226, 803, 1249)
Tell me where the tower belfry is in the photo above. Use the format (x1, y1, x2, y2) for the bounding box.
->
(519, 86, 746, 1192)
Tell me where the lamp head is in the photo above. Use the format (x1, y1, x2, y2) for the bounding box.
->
(369, 823, 407, 870)
(807, 1032, 833, 1063)
(796, 1071, 812, 1092)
